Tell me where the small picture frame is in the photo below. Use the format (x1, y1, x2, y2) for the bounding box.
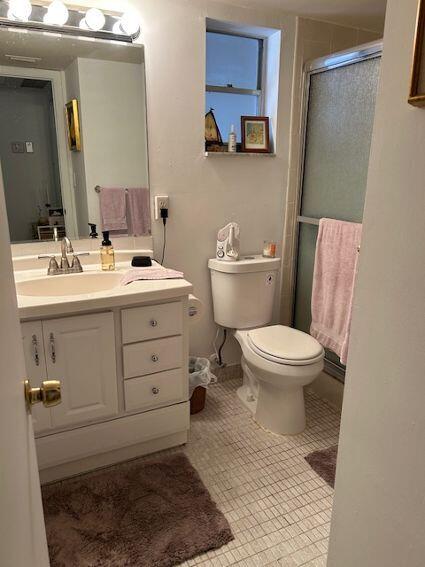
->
(241, 116, 270, 153)
(65, 99, 81, 151)
(409, 0, 425, 106)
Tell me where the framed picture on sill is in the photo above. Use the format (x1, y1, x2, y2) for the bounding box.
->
(241, 116, 270, 153)
(409, 0, 425, 106)
(65, 99, 81, 151)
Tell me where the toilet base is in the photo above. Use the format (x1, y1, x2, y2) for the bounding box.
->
(255, 382, 306, 435)
(236, 385, 257, 414)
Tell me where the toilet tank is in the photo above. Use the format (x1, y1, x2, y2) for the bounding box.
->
(208, 255, 281, 329)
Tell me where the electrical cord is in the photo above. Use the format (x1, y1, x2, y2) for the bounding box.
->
(153, 207, 168, 266)
(160, 218, 167, 265)
(218, 328, 227, 367)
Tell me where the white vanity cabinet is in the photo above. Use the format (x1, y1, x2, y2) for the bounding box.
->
(20, 294, 191, 483)
(22, 312, 118, 433)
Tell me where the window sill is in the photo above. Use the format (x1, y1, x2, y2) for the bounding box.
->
(204, 151, 276, 157)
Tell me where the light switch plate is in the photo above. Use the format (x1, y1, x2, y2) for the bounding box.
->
(25, 141, 34, 153)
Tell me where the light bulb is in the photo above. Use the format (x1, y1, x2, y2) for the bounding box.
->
(79, 17, 88, 29)
(84, 8, 105, 31)
(8, 0, 32, 22)
(117, 11, 140, 36)
(44, 0, 69, 26)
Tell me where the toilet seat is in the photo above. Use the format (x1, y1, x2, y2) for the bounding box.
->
(247, 325, 324, 366)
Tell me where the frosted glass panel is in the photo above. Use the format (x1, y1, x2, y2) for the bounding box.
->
(293, 223, 317, 335)
(300, 58, 380, 222)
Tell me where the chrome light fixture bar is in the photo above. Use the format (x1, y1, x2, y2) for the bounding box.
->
(0, 0, 141, 43)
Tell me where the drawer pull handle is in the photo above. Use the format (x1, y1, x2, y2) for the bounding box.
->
(49, 332, 56, 364)
(31, 334, 40, 367)
(152, 387, 160, 395)
(150, 319, 158, 327)
(151, 354, 159, 362)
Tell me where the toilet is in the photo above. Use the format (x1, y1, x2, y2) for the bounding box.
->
(208, 255, 324, 435)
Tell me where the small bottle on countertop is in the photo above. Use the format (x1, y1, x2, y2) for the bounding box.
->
(100, 231, 115, 271)
(228, 124, 237, 153)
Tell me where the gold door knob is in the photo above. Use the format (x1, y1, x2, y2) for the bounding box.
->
(24, 379, 62, 410)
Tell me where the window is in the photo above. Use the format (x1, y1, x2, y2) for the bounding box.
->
(206, 31, 263, 143)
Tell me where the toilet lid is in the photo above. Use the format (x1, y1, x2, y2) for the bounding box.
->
(247, 325, 324, 365)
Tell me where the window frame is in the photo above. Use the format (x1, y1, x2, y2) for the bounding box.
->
(205, 29, 265, 116)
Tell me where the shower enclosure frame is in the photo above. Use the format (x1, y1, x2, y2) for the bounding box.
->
(292, 40, 383, 382)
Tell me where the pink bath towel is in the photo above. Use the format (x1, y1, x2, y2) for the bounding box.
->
(310, 218, 362, 365)
(99, 187, 127, 232)
(127, 188, 151, 236)
(121, 267, 184, 285)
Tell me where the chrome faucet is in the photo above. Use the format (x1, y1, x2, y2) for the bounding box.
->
(60, 236, 73, 271)
(38, 237, 89, 275)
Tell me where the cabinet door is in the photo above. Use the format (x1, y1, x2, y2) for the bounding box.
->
(21, 321, 52, 434)
(43, 312, 118, 429)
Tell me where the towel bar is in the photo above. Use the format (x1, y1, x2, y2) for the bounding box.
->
(297, 216, 361, 252)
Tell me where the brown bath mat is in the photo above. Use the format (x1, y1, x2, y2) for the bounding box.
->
(305, 445, 338, 488)
(42, 453, 233, 567)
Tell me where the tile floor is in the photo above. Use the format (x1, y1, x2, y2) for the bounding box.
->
(177, 369, 341, 567)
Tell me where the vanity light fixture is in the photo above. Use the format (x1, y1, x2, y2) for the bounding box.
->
(83, 7, 105, 31)
(43, 0, 68, 26)
(112, 10, 140, 37)
(0, 0, 141, 42)
(8, 0, 32, 21)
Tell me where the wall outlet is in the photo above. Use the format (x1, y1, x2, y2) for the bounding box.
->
(154, 195, 169, 220)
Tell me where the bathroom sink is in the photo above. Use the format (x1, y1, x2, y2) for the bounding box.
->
(16, 272, 123, 297)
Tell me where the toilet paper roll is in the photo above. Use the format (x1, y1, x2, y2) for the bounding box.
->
(188, 294, 203, 325)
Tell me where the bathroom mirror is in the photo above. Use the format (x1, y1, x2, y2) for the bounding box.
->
(0, 28, 150, 243)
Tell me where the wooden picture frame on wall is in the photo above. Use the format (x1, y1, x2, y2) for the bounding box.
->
(409, 0, 425, 106)
(241, 116, 271, 153)
(65, 99, 81, 151)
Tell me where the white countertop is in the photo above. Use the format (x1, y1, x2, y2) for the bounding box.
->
(15, 261, 193, 320)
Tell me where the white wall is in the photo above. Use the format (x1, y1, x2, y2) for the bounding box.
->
(65, 57, 148, 235)
(70, 0, 381, 361)
(0, 84, 62, 242)
(328, 0, 425, 564)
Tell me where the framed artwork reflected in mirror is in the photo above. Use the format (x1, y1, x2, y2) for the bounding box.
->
(409, 0, 425, 106)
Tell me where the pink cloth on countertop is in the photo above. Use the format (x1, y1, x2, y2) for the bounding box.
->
(310, 218, 362, 365)
(121, 267, 184, 285)
(99, 187, 127, 232)
(127, 188, 151, 236)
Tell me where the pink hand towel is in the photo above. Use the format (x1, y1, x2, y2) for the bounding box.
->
(99, 187, 127, 232)
(310, 218, 362, 365)
(121, 267, 183, 285)
(127, 188, 151, 236)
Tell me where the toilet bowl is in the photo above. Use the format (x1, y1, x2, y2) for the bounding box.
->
(235, 326, 324, 435)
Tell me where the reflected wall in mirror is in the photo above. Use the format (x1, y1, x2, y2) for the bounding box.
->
(0, 29, 150, 243)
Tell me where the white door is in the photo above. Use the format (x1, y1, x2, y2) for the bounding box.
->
(0, 164, 50, 566)
(44, 312, 118, 428)
(21, 321, 52, 434)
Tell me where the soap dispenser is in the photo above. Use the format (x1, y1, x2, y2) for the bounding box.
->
(100, 231, 115, 271)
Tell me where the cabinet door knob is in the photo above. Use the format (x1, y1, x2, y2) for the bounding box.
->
(151, 354, 159, 362)
(150, 319, 158, 327)
(152, 387, 160, 395)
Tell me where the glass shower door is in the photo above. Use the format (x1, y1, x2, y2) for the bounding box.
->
(293, 46, 381, 380)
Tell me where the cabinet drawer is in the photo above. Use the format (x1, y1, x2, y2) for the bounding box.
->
(123, 336, 183, 379)
(122, 302, 183, 344)
(124, 369, 187, 412)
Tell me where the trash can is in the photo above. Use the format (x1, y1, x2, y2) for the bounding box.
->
(189, 357, 216, 414)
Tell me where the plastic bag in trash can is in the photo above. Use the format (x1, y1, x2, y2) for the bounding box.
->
(189, 357, 217, 396)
